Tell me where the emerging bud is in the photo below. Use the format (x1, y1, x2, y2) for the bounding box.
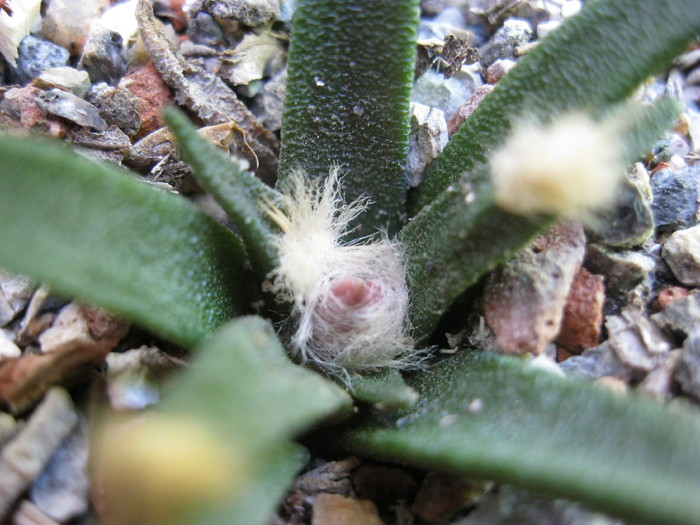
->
(490, 112, 625, 220)
(263, 168, 418, 375)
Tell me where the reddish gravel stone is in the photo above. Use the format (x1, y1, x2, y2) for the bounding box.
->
(556, 267, 605, 354)
(652, 285, 691, 313)
(119, 62, 173, 139)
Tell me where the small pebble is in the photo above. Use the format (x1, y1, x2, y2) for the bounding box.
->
(651, 286, 690, 313)
(41, 0, 110, 56)
(662, 224, 700, 286)
(559, 341, 636, 381)
(479, 17, 532, 68)
(485, 58, 516, 83)
(88, 82, 141, 137)
(202, 0, 281, 26)
(252, 68, 287, 132)
(556, 267, 605, 354)
(311, 493, 382, 525)
(79, 29, 127, 84)
(651, 292, 700, 340)
(586, 178, 654, 248)
(35, 88, 108, 131)
(34, 67, 92, 98)
(584, 244, 655, 293)
(407, 102, 448, 186)
(11, 35, 70, 86)
(650, 165, 700, 238)
(413, 69, 477, 122)
(677, 332, 700, 400)
(0, 270, 34, 327)
(118, 62, 174, 139)
(447, 84, 493, 135)
(411, 472, 490, 524)
(484, 222, 586, 355)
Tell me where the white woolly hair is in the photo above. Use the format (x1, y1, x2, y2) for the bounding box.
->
(490, 112, 625, 220)
(261, 167, 417, 374)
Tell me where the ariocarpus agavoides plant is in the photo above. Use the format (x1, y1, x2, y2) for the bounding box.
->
(261, 168, 416, 374)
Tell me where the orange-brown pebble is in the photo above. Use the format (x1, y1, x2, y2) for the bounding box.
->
(651, 286, 690, 313)
(311, 494, 383, 525)
(119, 62, 173, 139)
(556, 267, 605, 354)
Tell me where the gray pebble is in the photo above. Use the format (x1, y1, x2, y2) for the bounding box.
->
(203, 0, 280, 26)
(36, 88, 108, 131)
(79, 29, 127, 85)
(586, 177, 654, 248)
(10, 35, 70, 85)
(559, 341, 635, 381)
(662, 224, 700, 286)
(677, 331, 700, 400)
(651, 292, 700, 340)
(34, 67, 92, 99)
(479, 18, 532, 67)
(650, 165, 700, 238)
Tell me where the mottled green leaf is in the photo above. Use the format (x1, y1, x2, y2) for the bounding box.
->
(163, 107, 280, 277)
(279, 0, 420, 237)
(339, 351, 700, 524)
(0, 134, 245, 348)
(348, 369, 419, 411)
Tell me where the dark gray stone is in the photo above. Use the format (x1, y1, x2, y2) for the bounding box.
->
(650, 166, 700, 238)
(10, 35, 70, 85)
(79, 30, 127, 85)
(677, 331, 700, 400)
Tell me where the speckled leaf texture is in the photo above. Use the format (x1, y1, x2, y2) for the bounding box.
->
(279, 0, 420, 237)
(411, 0, 700, 213)
(161, 317, 352, 524)
(0, 135, 246, 348)
(338, 351, 700, 523)
(164, 108, 281, 277)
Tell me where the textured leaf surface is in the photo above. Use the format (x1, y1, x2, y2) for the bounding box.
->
(162, 316, 353, 450)
(411, 0, 700, 213)
(279, 0, 419, 237)
(164, 108, 280, 276)
(339, 351, 700, 524)
(0, 135, 245, 348)
(348, 369, 419, 411)
(162, 317, 352, 524)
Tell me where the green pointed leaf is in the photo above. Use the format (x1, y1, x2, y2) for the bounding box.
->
(348, 369, 419, 411)
(0, 134, 246, 348)
(338, 351, 700, 524)
(162, 316, 353, 452)
(411, 0, 700, 213)
(279, 0, 419, 237)
(163, 107, 280, 277)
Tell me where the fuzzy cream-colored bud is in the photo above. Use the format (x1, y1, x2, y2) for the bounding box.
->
(490, 112, 625, 219)
(262, 168, 419, 375)
(92, 414, 243, 524)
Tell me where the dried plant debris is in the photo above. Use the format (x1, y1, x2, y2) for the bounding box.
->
(135, 0, 279, 178)
(0, 388, 78, 519)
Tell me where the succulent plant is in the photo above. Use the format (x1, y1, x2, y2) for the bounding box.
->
(1, 0, 699, 523)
